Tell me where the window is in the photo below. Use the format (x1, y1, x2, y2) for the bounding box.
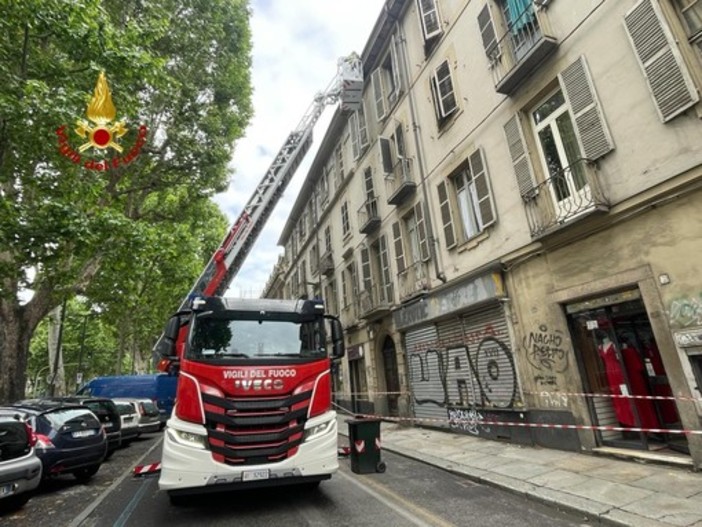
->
(379, 122, 407, 176)
(625, 0, 699, 122)
(404, 203, 430, 267)
(532, 89, 589, 221)
(674, 0, 702, 49)
(437, 149, 496, 248)
(430, 59, 458, 127)
(349, 104, 369, 160)
(371, 35, 402, 121)
(319, 166, 329, 207)
(417, 0, 443, 50)
(310, 243, 319, 274)
(360, 236, 393, 306)
(342, 261, 358, 309)
(325, 279, 339, 315)
(341, 200, 350, 237)
(298, 213, 307, 243)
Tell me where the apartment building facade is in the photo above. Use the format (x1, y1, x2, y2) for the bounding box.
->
(263, 0, 702, 468)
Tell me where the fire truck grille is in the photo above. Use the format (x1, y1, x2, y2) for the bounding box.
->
(201, 391, 312, 466)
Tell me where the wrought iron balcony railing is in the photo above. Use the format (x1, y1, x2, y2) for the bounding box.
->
(385, 157, 416, 206)
(523, 158, 609, 237)
(358, 197, 381, 235)
(398, 261, 429, 301)
(358, 282, 394, 321)
(489, 2, 557, 95)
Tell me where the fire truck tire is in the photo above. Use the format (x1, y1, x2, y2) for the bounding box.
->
(301, 481, 321, 491)
(168, 493, 189, 507)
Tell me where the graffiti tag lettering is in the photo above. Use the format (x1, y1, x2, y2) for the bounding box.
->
(523, 324, 568, 373)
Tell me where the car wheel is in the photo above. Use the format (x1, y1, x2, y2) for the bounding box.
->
(73, 464, 101, 483)
(0, 493, 31, 512)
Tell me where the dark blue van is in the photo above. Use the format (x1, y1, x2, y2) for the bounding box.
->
(77, 374, 177, 428)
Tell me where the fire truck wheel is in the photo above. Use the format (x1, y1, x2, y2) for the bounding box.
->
(168, 493, 190, 507)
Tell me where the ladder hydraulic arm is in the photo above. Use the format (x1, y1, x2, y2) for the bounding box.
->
(154, 54, 363, 361)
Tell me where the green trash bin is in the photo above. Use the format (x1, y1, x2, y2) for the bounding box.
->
(346, 418, 386, 474)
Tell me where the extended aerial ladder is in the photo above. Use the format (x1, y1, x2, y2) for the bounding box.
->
(154, 53, 363, 361)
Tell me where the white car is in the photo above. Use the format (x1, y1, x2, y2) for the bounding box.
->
(0, 411, 42, 512)
(112, 398, 160, 436)
(111, 400, 140, 445)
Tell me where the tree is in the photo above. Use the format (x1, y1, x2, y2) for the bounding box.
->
(0, 0, 253, 403)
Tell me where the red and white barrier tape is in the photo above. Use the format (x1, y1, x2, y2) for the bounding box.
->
(133, 462, 161, 476)
(333, 406, 702, 436)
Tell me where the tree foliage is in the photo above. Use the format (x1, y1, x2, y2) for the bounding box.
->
(0, 0, 253, 403)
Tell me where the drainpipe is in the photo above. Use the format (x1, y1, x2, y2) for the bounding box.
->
(395, 20, 447, 284)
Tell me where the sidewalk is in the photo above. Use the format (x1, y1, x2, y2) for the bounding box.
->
(337, 415, 702, 527)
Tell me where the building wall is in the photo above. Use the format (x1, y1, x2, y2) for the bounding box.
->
(269, 0, 702, 467)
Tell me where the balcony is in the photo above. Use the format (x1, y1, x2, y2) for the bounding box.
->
(358, 198, 381, 235)
(490, 3, 557, 95)
(319, 251, 334, 276)
(385, 158, 416, 206)
(398, 261, 429, 301)
(524, 159, 609, 238)
(359, 283, 394, 321)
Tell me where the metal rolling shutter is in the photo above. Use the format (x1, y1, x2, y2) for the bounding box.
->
(405, 325, 447, 426)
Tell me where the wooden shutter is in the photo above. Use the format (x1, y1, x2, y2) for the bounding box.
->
(390, 35, 402, 101)
(436, 181, 456, 249)
(358, 103, 369, 149)
(624, 0, 699, 122)
(349, 112, 360, 160)
(558, 56, 614, 161)
(379, 235, 393, 300)
(414, 202, 430, 261)
(379, 136, 394, 175)
(432, 60, 456, 118)
(360, 246, 372, 291)
(392, 221, 406, 273)
(371, 69, 387, 121)
(469, 149, 496, 229)
(478, 4, 499, 61)
(503, 113, 535, 198)
(418, 0, 442, 41)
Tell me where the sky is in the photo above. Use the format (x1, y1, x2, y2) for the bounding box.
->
(214, 0, 385, 298)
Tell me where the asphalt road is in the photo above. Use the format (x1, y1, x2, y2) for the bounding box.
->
(3, 433, 591, 526)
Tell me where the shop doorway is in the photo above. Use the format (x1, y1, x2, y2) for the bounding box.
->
(381, 336, 400, 416)
(568, 296, 686, 454)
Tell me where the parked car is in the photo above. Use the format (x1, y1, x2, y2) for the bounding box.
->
(47, 397, 122, 457)
(0, 410, 42, 512)
(77, 374, 177, 428)
(110, 400, 139, 444)
(7, 400, 106, 483)
(112, 398, 160, 436)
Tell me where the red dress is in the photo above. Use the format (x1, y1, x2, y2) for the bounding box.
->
(599, 342, 659, 429)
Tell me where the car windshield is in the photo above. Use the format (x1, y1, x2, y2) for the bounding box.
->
(42, 408, 99, 430)
(140, 401, 158, 415)
(189, 315, 326, 361)
(115, 403, 134, 416)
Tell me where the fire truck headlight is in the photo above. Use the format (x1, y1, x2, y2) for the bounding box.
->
(303, 419, 334, 442)
(167, 428, 209, 450)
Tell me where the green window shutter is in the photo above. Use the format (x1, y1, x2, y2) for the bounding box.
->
(371, 69, 386, 121)
(470, 149, 496, 229)
(437, 181, 456, 249)
(379, 136, 394, 174)
(360, 246, 372, 291)
(503, 113, 535, 198)
(624, 0, 699, 122)
(392, 221, 406, 273)
(558, 56, 614, 161)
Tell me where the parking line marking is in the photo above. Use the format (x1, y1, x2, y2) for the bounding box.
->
(67, 437, 163, 527)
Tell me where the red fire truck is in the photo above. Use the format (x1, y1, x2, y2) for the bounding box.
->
(152, 54, 363, 505)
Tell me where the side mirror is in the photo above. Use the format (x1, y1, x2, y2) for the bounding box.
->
(155, 315, 181, 359)
(329, 318, 345, 359)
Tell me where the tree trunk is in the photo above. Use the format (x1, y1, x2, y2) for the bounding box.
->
(0, 303, 33, 404)
(47, 304, 66, 397)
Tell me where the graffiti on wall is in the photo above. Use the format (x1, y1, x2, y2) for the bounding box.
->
(448, 406, 491, 435)
(523, 324, 569, 373)
(408, 333, 519, 410)
(669, 294, 702, 328)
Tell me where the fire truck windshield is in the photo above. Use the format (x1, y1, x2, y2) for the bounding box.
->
(188, 314, 326, 361)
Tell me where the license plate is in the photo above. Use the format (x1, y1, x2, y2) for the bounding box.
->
(242, 469, 269, 482)
(0, 484, 15, 497)
(72, 429, 96, 438)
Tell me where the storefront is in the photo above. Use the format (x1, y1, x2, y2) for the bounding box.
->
(395, 270, 527, 440)
(567, 290, 687, 454)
